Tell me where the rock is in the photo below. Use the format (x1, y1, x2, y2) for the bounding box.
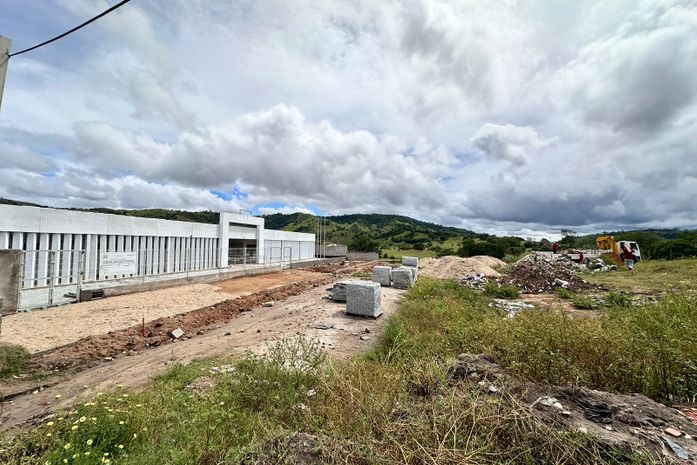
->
(346, 281, 382, 317)
(401, 256, 419, 267)
(392, 267, 415, 289)
(261, 301, 274, 307)
(364, 328, 370, 333)
(313, 322, 335, 330)
(488, 385, 498, 394)
(359, 335, 370, 341)
(664, 427, 683, 437)
(577, 427, 588, 434)
(170, 328, 185, 339)
(223, 332, 231, 336)
(371, 266, 392, 286)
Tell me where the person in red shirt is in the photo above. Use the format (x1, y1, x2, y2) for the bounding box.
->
(552, 242, 559, 254)
(621, 244, 635, 271)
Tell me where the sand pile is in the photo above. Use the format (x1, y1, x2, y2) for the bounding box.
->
(419, 256, 503, 280)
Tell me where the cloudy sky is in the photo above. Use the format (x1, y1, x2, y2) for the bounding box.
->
(1, 0, 696, 238)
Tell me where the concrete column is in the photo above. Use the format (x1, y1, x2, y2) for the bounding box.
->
(72, 234, 82, 282)
(37, 233, 49, 286)
(85, 235, 97, 281)
(117, 235, 124, 252)
(0, 232, 9, 249)
(146, 237, 153, 275)
(219, 213, 230, 268)
(52, 233, 62, 284)
(11, 232, 23, 249)
(24, 233, 37, 288)
(173, 237, 181, 272)
(61, 233, 72, 284)
(256, 222, 265, 265)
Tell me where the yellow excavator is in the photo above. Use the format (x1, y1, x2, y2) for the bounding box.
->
(595, 235, 641, 261)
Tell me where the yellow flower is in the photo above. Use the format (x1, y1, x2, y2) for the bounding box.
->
(118, 444, 124, 449)
(72, 453, 79, 458)
(122, 394, 128, 398)
(133, 433, 137, 439)
(85, 451, 91, 456)
(86, 439, 94, 446)
(91, 417, 97, 422)
(46, 433, 52, 437)
(103, 452, 109, 456)
(63, 460, 67, 464)
(79, 416, 86, 422)
(63, 443, 71, 450)
(119, 421, 125, 425)
(47, 421, 54, 426)
(142, 427, 148, 432)
(71, 425, 78, 431)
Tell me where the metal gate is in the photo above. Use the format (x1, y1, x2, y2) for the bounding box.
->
(282, 247, 293, 268)
(18, 250, 84, 310)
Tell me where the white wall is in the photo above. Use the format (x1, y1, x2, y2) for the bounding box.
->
(0, 205, 316, 286)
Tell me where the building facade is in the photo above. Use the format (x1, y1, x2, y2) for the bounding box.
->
(0, 205, 315, 290)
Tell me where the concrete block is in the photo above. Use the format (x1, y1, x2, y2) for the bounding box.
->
(331, 280, 361, 302)
(402, 256, 418, 267)
(392, 267, 414, 289)
(403, 265, 418, 281)
(372, 266, 392, 286)
(346, 280, 382, 317)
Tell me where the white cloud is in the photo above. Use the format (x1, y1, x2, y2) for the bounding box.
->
(471, 123, 555, 165)
(1, 0, 696, 236)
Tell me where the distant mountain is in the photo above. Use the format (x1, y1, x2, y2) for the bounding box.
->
(264, 212, 477, 250)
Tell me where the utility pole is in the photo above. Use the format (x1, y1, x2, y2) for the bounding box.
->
(0, 36, 11, 111)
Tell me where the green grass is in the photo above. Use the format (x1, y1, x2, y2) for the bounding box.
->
(571, 294, 595, 309)
(6, 276, 695, 464)
(554, 287, 574, 299)
(585, 258, 697, 292)
(381, 247, 436, 259)
(483, 282, 520, 299)
(379, 278, 697, 400)
(0, 343, 30, 378)
(1, 334, 653, 465)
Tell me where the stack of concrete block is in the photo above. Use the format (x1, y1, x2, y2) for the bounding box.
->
(372, 266, 392, 286)
(392, 267, 415, 289)
(332, 280, 361, 302)
(401, 256, 419, 281)
(346, 280, 382, 317)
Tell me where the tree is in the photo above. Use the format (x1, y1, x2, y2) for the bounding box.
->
(348, 235, 380, 253)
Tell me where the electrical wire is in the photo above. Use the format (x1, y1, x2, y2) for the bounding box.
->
(8, 0, 133, 58)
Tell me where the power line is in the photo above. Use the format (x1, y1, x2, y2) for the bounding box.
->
(8, 0, 133, 58)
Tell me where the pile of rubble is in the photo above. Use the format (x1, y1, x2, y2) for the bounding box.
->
(502, 253, 598, 293)
(460, 273, 489, 289)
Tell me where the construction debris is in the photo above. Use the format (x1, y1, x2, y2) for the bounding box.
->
(170, 328, 184, 339)
(587, 258, 619, 273)
(261, 301, 274, 307)
(460, 273, 488, 288)
(502, 253, 598, 293)
(490, 299, 535, 317)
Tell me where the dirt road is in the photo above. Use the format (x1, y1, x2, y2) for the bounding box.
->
(1, 269, 324, 353)
(0, 285, 405, 430)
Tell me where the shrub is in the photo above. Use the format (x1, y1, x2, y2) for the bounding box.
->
(484, 283, 520, 299)
(0, 343, 30, 378)
(571, 295, 595, 309)
(554, 287, 573, 299)
(605, 291, 632, 307)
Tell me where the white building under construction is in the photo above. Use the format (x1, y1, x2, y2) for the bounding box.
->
(0, 205, 317, 309)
